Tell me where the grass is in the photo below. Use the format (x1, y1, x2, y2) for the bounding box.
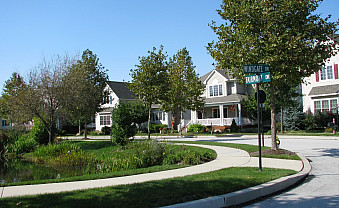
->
(0, 167, 297, 208)
(1, 141, 216, 187)
(166, 140, 301, 160)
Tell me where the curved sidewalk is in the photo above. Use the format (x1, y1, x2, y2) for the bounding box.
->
(0, 143, 305, 200)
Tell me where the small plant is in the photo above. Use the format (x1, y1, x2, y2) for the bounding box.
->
(7, 134, 38, 155)
(230, 119, 238, 133)
(0, 131, 9, 161)
(188, 124, 206, 133)
(33, 142, 97, 168)
(30, 117, 50, 144)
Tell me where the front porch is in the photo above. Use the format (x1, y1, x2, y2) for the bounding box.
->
(191, 103, 254, 128)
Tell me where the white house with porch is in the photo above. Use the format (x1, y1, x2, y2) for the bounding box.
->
(190, 69, 254, 129)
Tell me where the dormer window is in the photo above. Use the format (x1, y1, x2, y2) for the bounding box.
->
(209, 84, 223, 97)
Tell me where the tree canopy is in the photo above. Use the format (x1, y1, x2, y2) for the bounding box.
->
(207, 0, 339, 149)
(129, 46, 168, 139)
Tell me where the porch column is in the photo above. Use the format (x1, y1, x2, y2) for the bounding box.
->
(191, 110, 197, 123)
(219, 105, 224, 126)
(238, 103, 243, 130)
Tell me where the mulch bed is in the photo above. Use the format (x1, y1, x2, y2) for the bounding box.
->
(249, 149, 297, 156)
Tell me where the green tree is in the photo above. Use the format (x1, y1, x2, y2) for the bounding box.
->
(61, 49, 108, 138)
(111, 101, 148, 145)
(129, 46, 168, 139)
(0, 72, 30, 123)
(207, 0, 338, 150)
(162, 48, 204, 132)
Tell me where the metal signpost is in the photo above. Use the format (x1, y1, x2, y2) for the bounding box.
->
(244, 64, 270, 172)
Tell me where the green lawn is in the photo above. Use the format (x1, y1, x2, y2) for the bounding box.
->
(0, 167, 296, 208)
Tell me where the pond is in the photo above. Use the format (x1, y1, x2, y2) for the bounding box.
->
(0, 158, 92, 184)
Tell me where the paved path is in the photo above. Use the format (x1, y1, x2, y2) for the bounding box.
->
(0, 143, 302, 198)
(166, 135, 337, 208)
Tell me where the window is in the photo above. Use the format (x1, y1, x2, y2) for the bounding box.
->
(100, 115, 111, 126)
(209, 86, 213, 97)
(327, 66, 333, 79)
(322, 100, 329, 112)
(314, 101, 321, 113)
(212, 108, 220, 118)
(153, 111, 165, 121)
(320, 66, 334, 80)
(314, 99, 338, 114)
(223, 107, 228, 118)
(2, 120, 7, 127)
(219, 85, 223, 96)
(331, 99, 338, 114)
(209, 84, 223, 97)
(213, 85, 218, 96)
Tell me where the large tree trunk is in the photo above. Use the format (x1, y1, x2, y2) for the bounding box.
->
(147, 103, 152, 140)
(270, 83, 278, 150)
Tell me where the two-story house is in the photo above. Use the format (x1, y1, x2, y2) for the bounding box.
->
(94, 81, 173, 131)
(302, 34, 339, 114)
(190, 69, 254, 130)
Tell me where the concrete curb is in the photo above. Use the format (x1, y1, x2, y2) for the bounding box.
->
(162, 152, 311, 208)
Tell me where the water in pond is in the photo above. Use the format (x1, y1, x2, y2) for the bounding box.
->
(0, 158, 92, 184)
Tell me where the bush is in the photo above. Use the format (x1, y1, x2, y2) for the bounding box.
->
(302, 111, 316, 130)
(101, 126, 111, 135)
(30, 117, 49, 144)
(0, 131, 9, 161)
(33, 142, 97, 167)
(7, 134, 38, 155)
(230, 119, 238, 133)
(188, 124, 206, 133)
(150, 124, 168, 133)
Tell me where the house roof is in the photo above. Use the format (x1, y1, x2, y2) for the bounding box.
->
(331, 34, 339, 43)
(203, 94, 246, 105)
(107, 81, 136, 100)
(308, 84, 339, 97)
(199, 69, 235, 83)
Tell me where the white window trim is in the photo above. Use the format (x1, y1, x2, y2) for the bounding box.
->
(208, 84, 224, 98)
(314, 98, 338, 113)
(320, 65, 334, 81)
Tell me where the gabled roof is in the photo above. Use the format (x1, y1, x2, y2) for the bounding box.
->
(106, 81, 136, 100)
(199, 69, 235, 83)
(308, 84, 339, 97)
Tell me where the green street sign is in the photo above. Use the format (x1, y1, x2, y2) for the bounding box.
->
(243, 64, 270, 74)
(245, 72, 271, 84)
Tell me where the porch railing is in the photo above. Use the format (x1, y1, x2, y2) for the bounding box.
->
(195, 117, 254, 126)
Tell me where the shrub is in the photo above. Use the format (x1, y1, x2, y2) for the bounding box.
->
(230, 119, 238, 133)
(325, 127, 333, 133)
(303, 111, 316, 130)
(30, 117, 49, 144)
(7, 134, 38, 155)
(101, 126, 111, 135)
(0, 131, 9, 161)
(33, 142, 97, 167)
(188, 124, 206, 133)
(150, 124, 168, 133)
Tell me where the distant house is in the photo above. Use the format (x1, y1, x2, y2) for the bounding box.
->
(94, 81, 136, 131)
(302, 34, 339, 114)
(190, 69, 254, 129)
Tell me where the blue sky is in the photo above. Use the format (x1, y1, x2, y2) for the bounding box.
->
(1, 0, 339, 92)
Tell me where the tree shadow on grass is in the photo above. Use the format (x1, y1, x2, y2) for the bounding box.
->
(0, 167, 293, 208)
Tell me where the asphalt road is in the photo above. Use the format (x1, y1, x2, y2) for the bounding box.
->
(196, 135, 339, 208)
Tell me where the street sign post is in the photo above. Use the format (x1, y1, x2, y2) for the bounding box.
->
(243, 64, 271, 172)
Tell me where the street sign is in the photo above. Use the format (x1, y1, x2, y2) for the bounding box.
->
(243, 64, 270, 74)
(245, 72, 271, 84)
